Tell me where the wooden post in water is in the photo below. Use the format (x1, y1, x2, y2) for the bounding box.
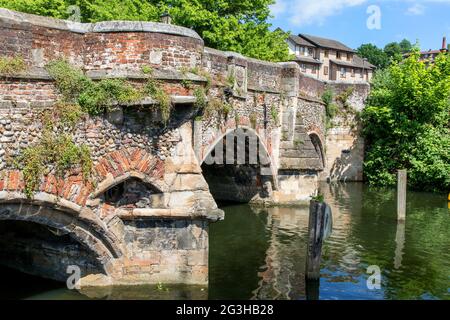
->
(397, 169, 407, 221)
(306, 200, 327, 281)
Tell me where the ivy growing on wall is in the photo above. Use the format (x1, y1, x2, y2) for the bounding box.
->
(15, 59, 175, 197)
(15, 103, 92, 198)
(144, 79, 172, 124)
(0, 56, 27, 75)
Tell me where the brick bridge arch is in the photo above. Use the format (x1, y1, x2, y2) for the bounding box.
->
(0, 192, 123, 281)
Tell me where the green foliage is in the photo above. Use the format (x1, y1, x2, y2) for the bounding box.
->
(357, 39, 414, 70)
(1, 0, 291, 62)
(226, 72, 236, 88)
(399, 39, 413, 53)
(356, 44, 389, 70)
(383, 42, 403, 63)
(335, 87, 353, 108)
(362, 50, 450, 191)
(144, 79, 172, 124)
(203, 97, 232, 122)
(47, 59, 142, 115)
(322, 88, 339, 120)
(46, 59, 90, 102)
(0, 56, 27, 75)
(321, 88, 333, 106)
(294, 139, 303, 147)
(0, 0, 69, 19)
(234, 112, 240, 127)
(141, 65, 153, 75)
(193, 87, 207, 110)
(188, 67, 212, 92)
(15, 103, 92, 198)
(270, 105, 279, 125)
(311, 193, 324, 203)
(249, 112, 257, 129)
(79, 79, 142, 115)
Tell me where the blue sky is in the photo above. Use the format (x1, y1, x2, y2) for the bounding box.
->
(269, 0, 450, 51)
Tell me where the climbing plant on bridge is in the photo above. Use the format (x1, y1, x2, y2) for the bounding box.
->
(15, 59, 176, 197)
(0, 56, 27, 75)
(15, 102, 92, 198)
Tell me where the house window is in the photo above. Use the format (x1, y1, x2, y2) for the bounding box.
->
(347, 53, 352, 61)
(351, 68, 355, 77)
(324, 66, 329, 75)
(301, 64, 306, 72)
(340, 67, 346, 78)
(308, 48, 313, 56)
(336, 51, 341, 59)
(301, 47, 308, 56)
(312, 65, 317, 74)
(324, 50, 329, 58)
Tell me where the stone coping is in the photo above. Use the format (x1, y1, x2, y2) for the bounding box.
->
(116, 207, 225, 222)
(0, 191, 225, 222)
(0, 67, 207, 82)
(0, 8, 202, 40)
(298, 94, 325, 105)
(204, 47, 286, 69)
(0, 95, 198, 109)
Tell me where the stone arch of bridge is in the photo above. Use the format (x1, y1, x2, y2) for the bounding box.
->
(0, 194, 122, 281)
(200, 126, 277, 203)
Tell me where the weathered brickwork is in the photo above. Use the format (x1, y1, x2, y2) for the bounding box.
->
(0, 9, 369, 286)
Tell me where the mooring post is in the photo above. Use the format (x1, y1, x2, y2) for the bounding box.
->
(306, 200, 327, 281)
(397, 169, 407, 221)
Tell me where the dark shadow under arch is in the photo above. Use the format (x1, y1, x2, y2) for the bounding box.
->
(309, 132, 325, 170)
(201, 127, 276, 203)
(0, 200, 122, 282)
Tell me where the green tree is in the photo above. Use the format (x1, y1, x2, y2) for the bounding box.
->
(356, 43, 389, 69)
(362, 50, 450, 191)
(399, 39, 412, 53)
(0, 0, 290, 62)
(383, 41, 403, 62)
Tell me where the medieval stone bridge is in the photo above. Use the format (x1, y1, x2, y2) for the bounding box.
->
(0, 9, 369, 287)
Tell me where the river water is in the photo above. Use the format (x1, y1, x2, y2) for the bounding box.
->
(1, 183, 449, 300)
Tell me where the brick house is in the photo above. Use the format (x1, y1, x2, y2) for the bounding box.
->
(287, 33, 375, 82)
(417, 36, 449, 63)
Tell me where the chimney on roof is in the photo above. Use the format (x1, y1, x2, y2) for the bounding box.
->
(442, 36, 447, 50)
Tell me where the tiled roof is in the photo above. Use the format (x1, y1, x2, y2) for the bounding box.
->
(288, 34, 316, 47)
(293, 55, 322, 64)
(299, 34, 355, 52)
(330, 56, 375, 69)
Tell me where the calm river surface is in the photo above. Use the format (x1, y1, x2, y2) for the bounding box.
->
(1, 183, 449, 300)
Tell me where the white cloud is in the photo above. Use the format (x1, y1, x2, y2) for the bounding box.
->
(269, 0, 287, 17)
(270, 0, 450, 27)
(287, 0, 367, 26)
(406, 3, 426, 15)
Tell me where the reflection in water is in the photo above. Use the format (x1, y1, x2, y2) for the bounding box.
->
(0, 182, 449, 300)
(250, 206, 309, 300)
(394, 222, 405, 269)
